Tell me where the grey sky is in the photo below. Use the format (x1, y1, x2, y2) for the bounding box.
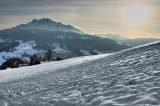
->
(0, 0, 159, 38)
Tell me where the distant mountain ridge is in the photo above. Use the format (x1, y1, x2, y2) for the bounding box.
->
(94, 34, 159, 46)
(12, 18, 84, 34)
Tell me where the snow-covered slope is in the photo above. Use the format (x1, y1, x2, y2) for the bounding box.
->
(0, 40, 40, 65)
(0, 41, 160, 106)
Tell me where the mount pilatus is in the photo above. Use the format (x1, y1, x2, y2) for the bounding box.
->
(0, 18, 130, 60)
(13, 18, 84, 34)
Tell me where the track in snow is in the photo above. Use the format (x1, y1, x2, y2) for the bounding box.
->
(0, 41, 160, 106)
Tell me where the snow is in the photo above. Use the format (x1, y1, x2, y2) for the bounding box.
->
(52, 43, 69, 53)
(0, 57, 6, 66)
(0, 41, 160, 106)
(14, 40, 38, 55)
(0, 54, 110, 83)
(80, 50, 90, 55)
(0, 37, 4, 43)
(93, 49, 105, 55)
(0, 40, 39, 65)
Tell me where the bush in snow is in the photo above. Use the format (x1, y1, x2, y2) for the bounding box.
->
(29, 54, 41, 65)
(0, 58, 21, 70)
(56, 56, 63, 61)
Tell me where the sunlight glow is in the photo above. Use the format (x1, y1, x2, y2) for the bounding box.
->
(122, 5, 148, 26)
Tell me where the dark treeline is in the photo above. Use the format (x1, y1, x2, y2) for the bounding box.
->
(0, 49, 65, 70)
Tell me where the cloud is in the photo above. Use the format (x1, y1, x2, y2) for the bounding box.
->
(0, 0, 159, 38)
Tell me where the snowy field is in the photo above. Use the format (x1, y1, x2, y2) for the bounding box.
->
(0, 41, 160, 106)
(0, 40, 39, 65)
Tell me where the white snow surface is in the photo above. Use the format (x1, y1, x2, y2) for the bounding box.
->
(0, 54, 110, 84)
(80, 50, 91, 56)
(14, 40, 38, 55)
(52, 43, 69, 54)
(93, 50, 105, 55)
(0, 58, 6, 66)
(0, 38, 4, 43)
(0, 40, 39, 65)
(0, 41, 160, 106)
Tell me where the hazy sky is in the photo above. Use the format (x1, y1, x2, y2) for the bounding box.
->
(0, 0, 159, 38)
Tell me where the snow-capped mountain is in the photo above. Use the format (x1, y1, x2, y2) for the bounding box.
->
(12, 18, 84, 34)
(94, 34, 159, 46)
(0, 41, 160, 105)
(0, 18, 130, 61)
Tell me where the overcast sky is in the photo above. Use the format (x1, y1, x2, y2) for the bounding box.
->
(0, 0, 159, 38)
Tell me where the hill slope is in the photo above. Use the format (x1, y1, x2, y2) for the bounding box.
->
(0, 41, 160, 106)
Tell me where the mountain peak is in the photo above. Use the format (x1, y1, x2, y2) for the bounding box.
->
(12, 18, 84, 34)
(31, 18, 53, 24)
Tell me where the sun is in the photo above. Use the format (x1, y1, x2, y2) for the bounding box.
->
(122, 5, 148, 26)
